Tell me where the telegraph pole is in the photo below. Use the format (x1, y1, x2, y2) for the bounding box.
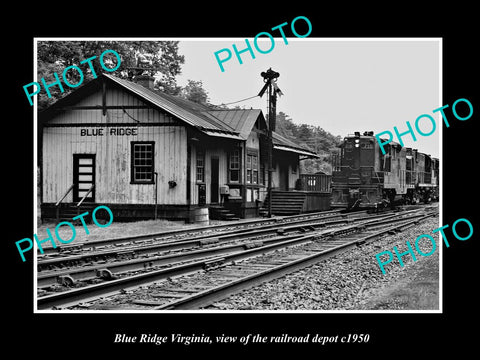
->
(259, 68, 281, 218)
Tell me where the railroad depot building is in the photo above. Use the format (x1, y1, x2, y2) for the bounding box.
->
(39, 73, 326, 222)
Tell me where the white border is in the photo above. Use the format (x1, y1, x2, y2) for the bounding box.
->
(33, 37, 443, 314)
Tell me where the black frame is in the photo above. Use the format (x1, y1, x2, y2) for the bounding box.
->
(130, 141, 155, 184)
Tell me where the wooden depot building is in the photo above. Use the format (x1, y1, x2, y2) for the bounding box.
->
(39, 73, 326, 222)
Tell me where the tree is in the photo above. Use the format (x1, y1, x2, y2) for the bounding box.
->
(37, 41, 185, 110)
(154, 42, 185, 95)
(180, 79, 209, 105)
(276, 111, 296, 139)
(273, 110, 342, 174)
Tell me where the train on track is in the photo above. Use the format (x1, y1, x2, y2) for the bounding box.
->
(330, 131, 439, 209)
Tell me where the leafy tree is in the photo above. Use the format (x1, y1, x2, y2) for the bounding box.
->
(275, 111, 342, 174)
(276, 111, 297, 139)
(180, 79, 209, 105)
(37, 41, 185, 110)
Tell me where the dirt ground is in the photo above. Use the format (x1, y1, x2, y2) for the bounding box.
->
(356, 251, 440, 310)
(35, 217, 230, 244)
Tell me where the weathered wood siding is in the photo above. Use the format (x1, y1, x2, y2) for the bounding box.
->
(42, 85, 188, 205)
(47, 87, 178, 126)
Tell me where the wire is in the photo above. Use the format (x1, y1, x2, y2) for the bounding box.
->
(219, 94, 259, 106)
(122, 107, 140, 123)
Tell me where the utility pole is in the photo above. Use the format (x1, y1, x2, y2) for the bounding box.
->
(259, 68, 282, 218)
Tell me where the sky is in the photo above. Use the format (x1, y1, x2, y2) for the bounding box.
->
(176, 38, 441, 158)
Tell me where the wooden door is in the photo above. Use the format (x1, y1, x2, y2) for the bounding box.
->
(73, 154, 95, 203)
(279, 162, 289, 190)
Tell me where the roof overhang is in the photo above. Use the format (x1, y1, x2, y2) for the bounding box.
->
(201, 129, 244, 140)
(274, 145, 319, 158)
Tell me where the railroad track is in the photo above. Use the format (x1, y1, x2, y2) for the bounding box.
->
(36, 209, 419, 288)
(37, 209, 382, 287)
(37, 206, 437, 310)
(38, 209, 347, 256)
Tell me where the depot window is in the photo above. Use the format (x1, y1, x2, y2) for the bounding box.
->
(131, 141, 155, 184)
(229, 149, 240, 182)
(246, 153, 258, 184)
(196, 150, 205, 182)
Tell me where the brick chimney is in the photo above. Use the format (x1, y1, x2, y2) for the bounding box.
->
(134, 74, 155, 90)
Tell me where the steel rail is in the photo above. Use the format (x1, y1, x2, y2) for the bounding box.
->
(39, 208, 412, 286)
(37, 209, 435, 310)
(38, 209, 408, 270)
(36, 211, 360, 266)
(38, 209, 346, 255)
(37, 233, 302, 288)
(155, 212, 437, 310)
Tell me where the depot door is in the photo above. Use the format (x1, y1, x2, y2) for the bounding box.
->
(279, 163, 289, 190)
(73, 154, 96, 203)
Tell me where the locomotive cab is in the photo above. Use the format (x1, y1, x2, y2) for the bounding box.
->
(331, 130, 438, 209)
(331, 131, 392, 209)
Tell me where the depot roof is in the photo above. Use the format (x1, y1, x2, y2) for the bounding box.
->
(39, 73, 318, 157)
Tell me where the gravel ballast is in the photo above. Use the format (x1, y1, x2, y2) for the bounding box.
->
(208, 214, 440, 311)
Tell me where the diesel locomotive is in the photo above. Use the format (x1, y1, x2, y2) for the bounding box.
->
(331, 131, 439, 209)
